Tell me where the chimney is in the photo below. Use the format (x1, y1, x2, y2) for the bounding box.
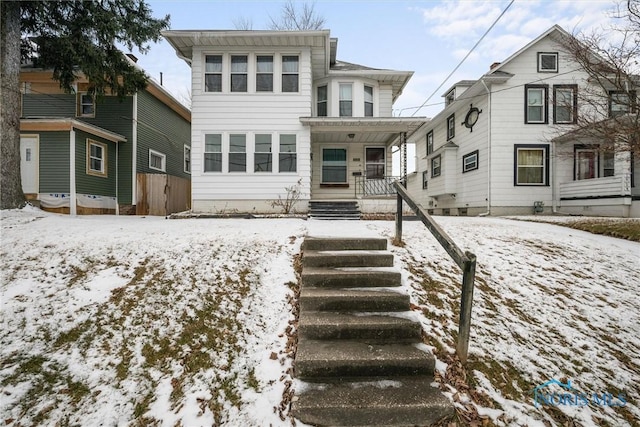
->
(126, 53, 138, 63)
(490, 62, 501, 70)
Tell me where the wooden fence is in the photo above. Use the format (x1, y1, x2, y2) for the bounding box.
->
(393, 181, 477, 364)
(136, 173, 191, 216)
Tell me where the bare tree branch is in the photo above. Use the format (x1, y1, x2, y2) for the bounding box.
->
(268, 1, 325, 31)
(233, 16, 253, 30)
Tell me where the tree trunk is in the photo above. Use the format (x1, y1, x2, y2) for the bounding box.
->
(1, 1, 26, 209)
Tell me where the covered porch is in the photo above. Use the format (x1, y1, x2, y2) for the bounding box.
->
(300, 117, 424, 211)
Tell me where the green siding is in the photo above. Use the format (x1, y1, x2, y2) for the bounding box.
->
(80, 96, 134, 204)
(137, 90, 191, 179)
(23, 94, 76, 117)
(36, 131, 71, 193)
(74, 130, 117, 197)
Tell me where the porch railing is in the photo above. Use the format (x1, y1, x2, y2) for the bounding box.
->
(559, 174, 632, 199)
(355, 176, 400, 197)
(393, 181, 477, 364)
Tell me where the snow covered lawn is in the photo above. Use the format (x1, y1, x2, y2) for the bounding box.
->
(1, 208, 638, 426)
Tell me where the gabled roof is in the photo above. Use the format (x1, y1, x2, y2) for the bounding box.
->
(488, 24, 571, 75)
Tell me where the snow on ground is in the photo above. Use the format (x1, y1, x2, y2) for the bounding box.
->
(1, 208, 639, 426)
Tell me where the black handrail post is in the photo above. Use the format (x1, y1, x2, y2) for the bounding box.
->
(395, 192, 403, 243)
(457, 252, 477, 365)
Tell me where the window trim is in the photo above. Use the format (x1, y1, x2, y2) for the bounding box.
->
(339, 83, 353, 117)
(431, 155, 441, 178)
(317, 85, 328, 117)
(184, 145, 191, 174)
(537, 52, 558, 73)
(230, 55, 248, 93)
(364, 85, 374, 117)
(149, 149, 167, 172)
(204, 55, 223, 93)
(228, 133, 247, 172)
(462, 150, 479, 173)
(256, 55, 274, 92)
(254, 133, 273, 173)
(279, 134, 297, 173)
(86, 139, 107, 177)
(446, 114, 455, 140)
(553, 84, 578, 124)
(525, 84, 549, 124)
(321, 147, 348, 183)
(77, 93, 95, 118)
(281, 55, 299, 93)
(426, 130, 434, 155)
(203, 133, 223, 173)
(514, 144, 550, 186)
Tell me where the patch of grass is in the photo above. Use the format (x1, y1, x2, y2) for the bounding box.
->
(467, 358, 536, 402)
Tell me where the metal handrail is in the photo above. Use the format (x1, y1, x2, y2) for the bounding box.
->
(355, 176, 400, 197)
(393, 181, 477, 364)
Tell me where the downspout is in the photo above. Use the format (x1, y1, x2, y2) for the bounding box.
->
(478, 79, 491, 216)
(69, 128, 77, 216)
(551, 139, 558, 213)
(115, 142, 119, 215)
(132, 93, 138, 209)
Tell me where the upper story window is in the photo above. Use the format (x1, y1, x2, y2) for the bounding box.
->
(609, 90, 636, 117)
(339, 83, 353, 117)
(537, 52, 558, 73)
(431, 155, 441, 178)
(149, 149, 166, 172)
(445, 90, 455, 106)
(87, 139, 107, 177)
(364, 85, 374, 117)
(231, 55, 248, 92)
(282, 56, 299, 92)
(204, 55, 222, 92)
(256, 55, 273, 92)
(317, 85, 327, 116)
(446, 114, 455, 140)
(525, 84, 548, 124)
(426, 130, 434, 155)
(77, 93, 95, 117)
(553, 85, 577, 124)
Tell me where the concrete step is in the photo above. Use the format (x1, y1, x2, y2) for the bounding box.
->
(302, 237, 387, 251)
(301, 267, 401, 288)
(300, 288, 410, 312)
(303, 250, 394, 268)
(299, 311, 421, 342)
(295, 339, 435, 379)
(292, 376, 454, 426)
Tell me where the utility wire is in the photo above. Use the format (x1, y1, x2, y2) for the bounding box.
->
(410, 0, 515, 117)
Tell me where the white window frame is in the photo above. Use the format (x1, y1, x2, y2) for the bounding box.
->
(317, 85, 328, 117)
(229, 133, 247, 172)
(230, 55, 248, 93)
(87, 139, 107, 177)
(279, 134, 297, 173)
(204, 133, 222, 173)
(149, 149, 166, 172)
(77, 93, 95, 117)
(364, 85, 374, 117)
(339, 83, 353, 117)
(525, 85, 548, 124)
(184, 145, 191, 174)
(256, 55, 274, 92)
(204, 55, 223, 93)
(446, 114, 455, 140)
(282, 55, 299, 93)
(254, 134, 273, 173)
(431, 155, 441, 178)
(538, 52, 558, 73)
(321, 147, 348, 183)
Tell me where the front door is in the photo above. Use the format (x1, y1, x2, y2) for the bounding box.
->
(576, 149, 597, 180)
(364, 147, 389, 195)
(20, 136, 39, 194)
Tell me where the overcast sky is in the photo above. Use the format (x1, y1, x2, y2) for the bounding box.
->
(134, 0, 622, 117)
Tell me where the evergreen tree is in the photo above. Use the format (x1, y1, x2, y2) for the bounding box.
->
(1, 0, 169, 209)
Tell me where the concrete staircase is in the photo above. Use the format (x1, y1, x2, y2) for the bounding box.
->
(292, 237, 453, 426)
(308, 201, 361, 220)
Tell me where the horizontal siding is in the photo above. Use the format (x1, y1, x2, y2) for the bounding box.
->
(74, 130, 117, 197)
(22, 94, 76, 117)
(560, 176, 628, 198)
(137, 90, 191, 179)
(32, 131, 70, 193)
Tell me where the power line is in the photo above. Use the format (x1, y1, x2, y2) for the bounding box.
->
(410, 0, 515, 117)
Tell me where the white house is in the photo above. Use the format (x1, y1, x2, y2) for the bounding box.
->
(164, 29, 424, 214)
(407, 25, 639, 218)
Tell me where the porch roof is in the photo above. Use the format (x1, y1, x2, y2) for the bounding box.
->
(20, 118, 127, 143)
(300, 116, 427, 145)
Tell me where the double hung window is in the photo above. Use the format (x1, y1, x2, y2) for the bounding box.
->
(515, 144, 549, 185)
(229, 134, 247, 172)
(230, 55, 248, 92)
(256, 56, 273, 92)
(279, 135, 297, 172)
(204, 55, 223, 92)
(525, 85, 548, 124)
(282, 56, 299, 92)
(204, 134, 222, 172)
(339, 84, 353, 117)
(254, 134, 272, 172)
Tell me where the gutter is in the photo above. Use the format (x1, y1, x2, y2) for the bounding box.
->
(478, 79, 491, 216)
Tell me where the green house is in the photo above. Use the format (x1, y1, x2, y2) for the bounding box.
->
(19, 59, 191, 215)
